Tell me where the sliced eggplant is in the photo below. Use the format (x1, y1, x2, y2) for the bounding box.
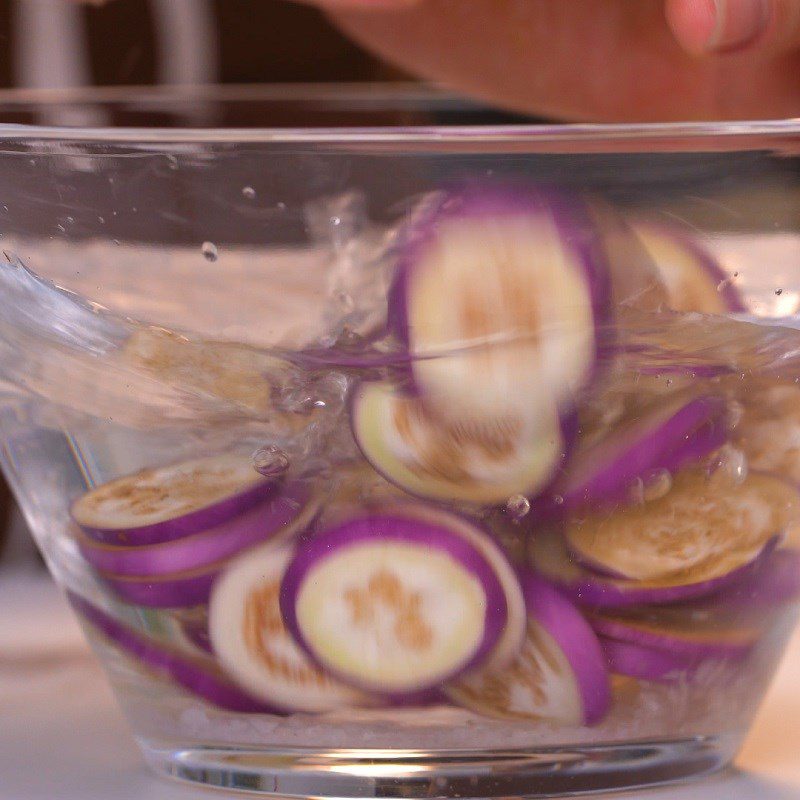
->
(446, 572, 610, 725)
(97, 486, 320, 608)
(565, 470, 798, 583)
(628, 220, 744, 314)
(389, 186, 610, 427)
(527, 526, 774, 608)
(546, 393, 727, 512)
(351, 381, 565, 504)
(123, 327, 289, 418)
(73, 453, 276, 546)
(76, 482, 314, 576)
(368, 503, 526, 672)
(280, 513, 508, 695)
(589, 613, 757, 660)
(210, 545, 373, 712)
(68, 592, 275, 713)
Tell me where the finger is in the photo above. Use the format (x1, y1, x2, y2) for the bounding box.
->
(288, 0, 422, 9)
(666, 0, 800, 54)
(324, 0, 800, 121)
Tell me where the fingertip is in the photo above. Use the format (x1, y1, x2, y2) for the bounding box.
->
(665, 0, 719, 54)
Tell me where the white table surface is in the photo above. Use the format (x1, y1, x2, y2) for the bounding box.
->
(1, 572, 799, 800)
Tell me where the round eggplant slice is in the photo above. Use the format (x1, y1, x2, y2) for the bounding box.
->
(76, 482, 315, 577)
(446, 573, 610, 725)
(351, 381, 565, 504)
(281, 514, 508, 695)
(100, 484, 319, 608)
(390, 186, 610, 428)
(67, 592, 275, 713)
(565, 470, 798, 583)
(370, 503, 526, 672)
(210, 545, 372, 712)
(527, 527, 773, 608)
(549, 393, 727, 511)
(73, 453, 276, 546)
(628, 220, 744, 314)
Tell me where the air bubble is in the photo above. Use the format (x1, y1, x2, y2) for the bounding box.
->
(252, 445, 290, 477)
(713, 444, 748, 484)
(642, 469, 672, 502)
(242, 186, 256, 200)
(201, 241, 218, 262)
(553, 494, 564, 506)
(505, 494, 531, 520)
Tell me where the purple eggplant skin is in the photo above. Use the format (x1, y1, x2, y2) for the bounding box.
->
(67, 591, 279, 713)
(387, 183, 614, 404)
(280, 513, 509, 696)
(589, 616, 755, 660)
(698, 548, 800, 612)
(520, 571, 611, 725)
(74, 473, 278, 547)
(76, 482, 311, 577)
(528, 528, 780, 610)
(544, 394, 727, 515)
(100, 565, 221, 609)
(600, 637, 701, 684)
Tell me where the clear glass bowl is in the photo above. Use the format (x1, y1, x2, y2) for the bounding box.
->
(1, 84, 800, 798)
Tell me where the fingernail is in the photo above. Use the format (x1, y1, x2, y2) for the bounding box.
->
(705, 0, 769, 52)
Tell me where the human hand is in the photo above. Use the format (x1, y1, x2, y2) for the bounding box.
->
(291, 0, 800, 121)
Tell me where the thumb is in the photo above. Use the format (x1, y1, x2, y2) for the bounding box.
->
(666, 0, 800, 55)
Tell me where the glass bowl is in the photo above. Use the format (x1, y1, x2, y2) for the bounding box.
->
(1, 84, 800, 798)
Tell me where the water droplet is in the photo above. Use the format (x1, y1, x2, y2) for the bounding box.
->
(65, 215, 74, 225)
(201, 241, 218, 262)
(716, 278, 732, 292)
(505, 494, 531, 520)
(242, 186, 256, 200)
(56, 223, 66, 233)
(166, 154, 179, 170)
(553, 494, 564, 506)
(776, 288, 783, 296)
(642, 469, 672, 502)
(712, 444, 748, 484)
(276, 202, 287, 211)
(112, 239, 120, 246)
(252, 446, 290, 477)
(98, 215, 105, 224)
(331, 216, 342, 227)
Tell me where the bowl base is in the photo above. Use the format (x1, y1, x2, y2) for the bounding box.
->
(138, 735, 736, 797)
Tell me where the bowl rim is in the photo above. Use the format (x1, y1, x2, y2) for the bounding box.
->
(0, 82, 798, 145)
